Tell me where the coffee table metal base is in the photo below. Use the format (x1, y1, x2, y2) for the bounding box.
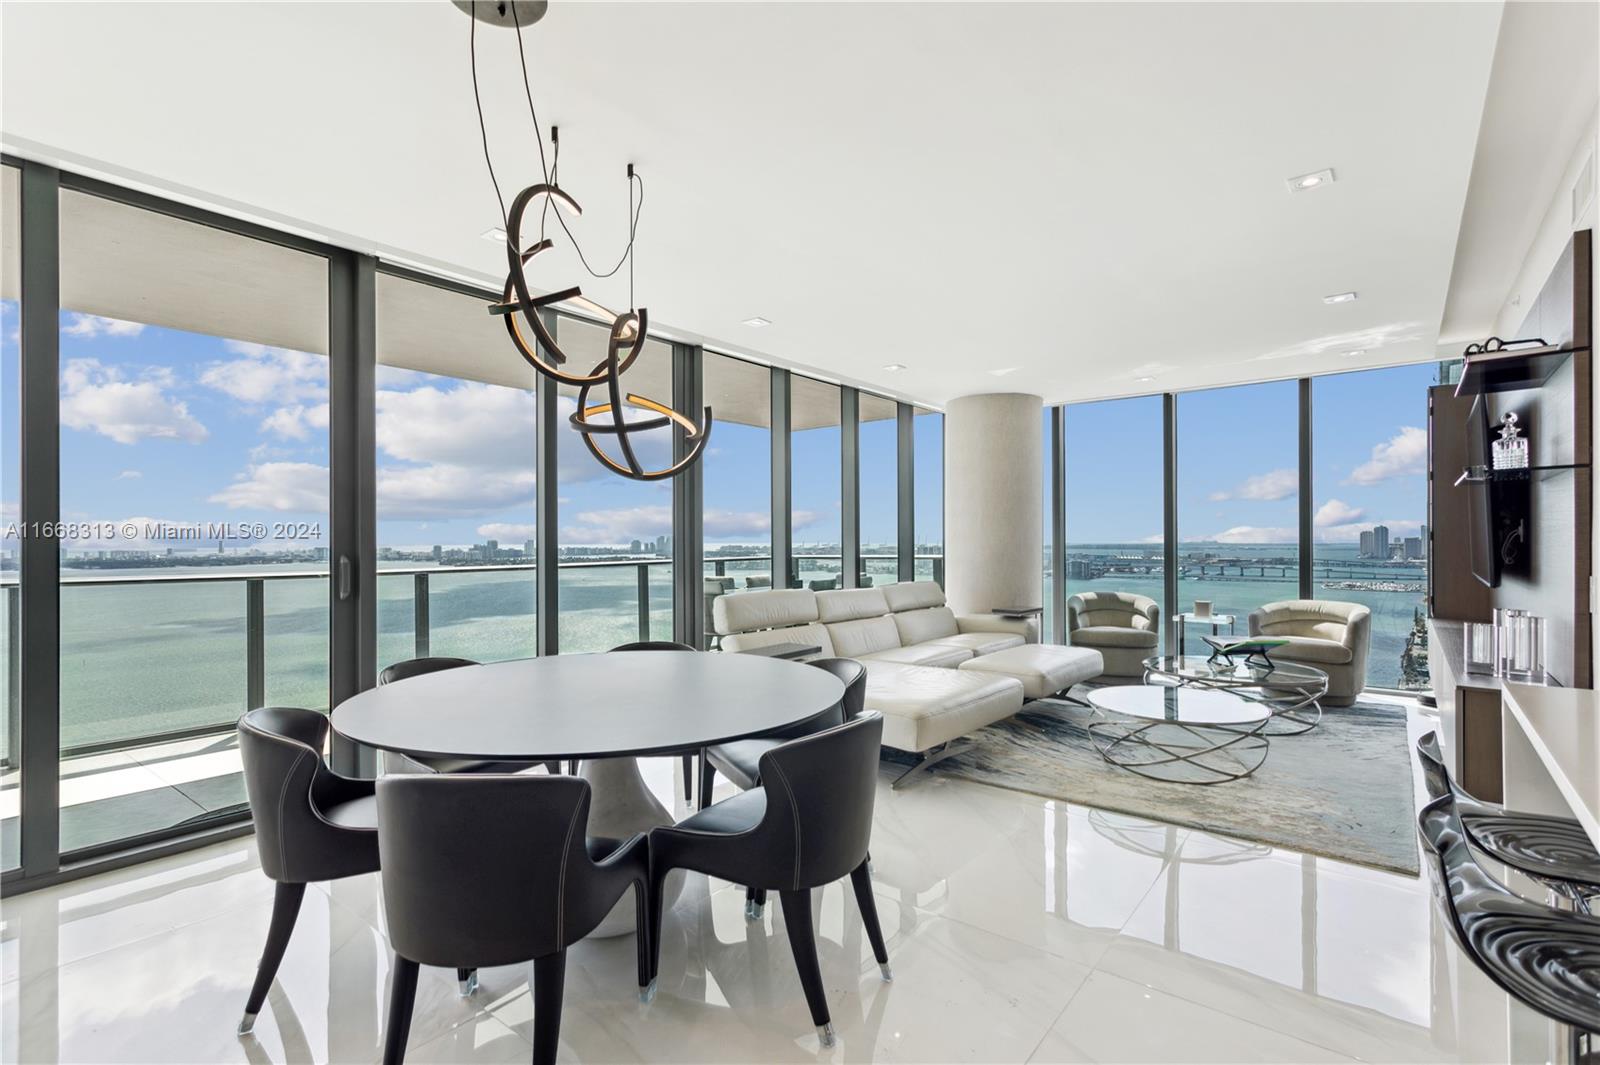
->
(1085, 685, 1272, 785)
(1088, 717, 1270, 784)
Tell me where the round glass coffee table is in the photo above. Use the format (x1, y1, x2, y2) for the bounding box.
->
(1086, 685, 1271, 784)
(1142, 655, 1327, 735)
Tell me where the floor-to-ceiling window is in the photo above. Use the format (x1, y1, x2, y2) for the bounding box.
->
(1042, 407, 1056, 639)
(555, 317, 674, 651)
(858, 393, 898, 585)
(1313, 363, 1433, 690)
(1, 164, 19, 870)
(790, 376, 842, 590)
(701, 352, 771, 645)
(56, 187, 329, 855)
(1174, 381, 1300, 645)
(374, 273, 537, 671)
(1064, 395, 1166, 644)
(914, 406, 943, 584)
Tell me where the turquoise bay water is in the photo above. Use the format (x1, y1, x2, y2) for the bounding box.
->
(4, 542, 1417, 761)
(1046, 542, 1426, 689)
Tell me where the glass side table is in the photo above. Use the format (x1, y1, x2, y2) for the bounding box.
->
(1171, 612, 1236, 656)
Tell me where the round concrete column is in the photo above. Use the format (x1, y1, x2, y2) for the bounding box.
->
(944, 393, 1043, 617)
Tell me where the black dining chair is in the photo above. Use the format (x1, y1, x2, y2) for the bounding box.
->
(699, 657, 867, 919)
(236, 706, 384, 1035)
(1418, 792, 1600, 1059)
(378, 656, 561, 778)
(375, 773, 651, 1065)
(647, 712, 891, 1047)
(609, 640, 699, 801)
(1417, 731, 1600, 910)
(699, 657, 865, 805)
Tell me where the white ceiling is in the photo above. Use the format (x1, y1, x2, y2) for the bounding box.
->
(0, 1, 1571, 406)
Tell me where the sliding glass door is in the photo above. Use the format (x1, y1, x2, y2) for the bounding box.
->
(1, 164, 19, 870)
(56, 186, 330, 857)
(555, 318, 675, 652)
(375, 272, 538, 671)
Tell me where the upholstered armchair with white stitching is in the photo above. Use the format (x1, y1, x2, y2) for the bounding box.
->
(1067, 591, 1160, 678)
(1248, 599, 1371, 706)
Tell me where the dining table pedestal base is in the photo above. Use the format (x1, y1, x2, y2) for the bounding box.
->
(580, 756, 685, 937)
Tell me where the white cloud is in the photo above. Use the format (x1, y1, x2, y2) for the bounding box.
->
(261, 402, 329, 441)
(1209, 524, 1298, 544)
(1345, 426, 1427, 486)
(60, 358, 208, 445)
(378, 465, 536, 520)
(562, 504, 673, 544)
(1313, 499, 1365, 527)
(116, 469, 143, 480)
(705, 509, 784, 539)
(1208, 468, 1297, 502)
(477, 522, 537, 541)
(62, 314, 145, 339)
(377, 382, 535, 469)
(210, 462, 328, 512)
(200, 343, 327, 404)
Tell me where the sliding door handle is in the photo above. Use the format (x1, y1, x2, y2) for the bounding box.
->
(338, 555, 353, 601)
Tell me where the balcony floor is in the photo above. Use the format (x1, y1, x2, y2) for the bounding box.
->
(1, 732, 245, 867)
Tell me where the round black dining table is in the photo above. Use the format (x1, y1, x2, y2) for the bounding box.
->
(331, 651, 845, 936)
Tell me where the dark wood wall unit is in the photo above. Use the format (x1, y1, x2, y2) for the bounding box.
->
(1490, 229, 1592, 688)
(1428, 617, 1508, 800)
(1427, 384, 1493, 622)
(1458, 688, 1506, 804)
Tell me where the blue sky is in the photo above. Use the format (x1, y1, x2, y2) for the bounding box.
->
(0, 306, 936, 556)
(1062, 362, 1434, 545)
(6, 299, 1424, 558)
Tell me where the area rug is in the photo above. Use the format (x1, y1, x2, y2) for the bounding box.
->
(887, 686, 1420, 876)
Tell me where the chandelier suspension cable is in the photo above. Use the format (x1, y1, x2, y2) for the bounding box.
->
(503, 0, 646, 290)
(468, 7, 510, 229)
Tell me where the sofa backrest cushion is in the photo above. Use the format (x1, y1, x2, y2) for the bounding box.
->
(881, 581, 946, 612)
(826, 615, 903, 657)
(722, 622, 836, 657)
(815, 587, 891, 624)
(714, 588, 818, 636)
(893, 606, 961, 646)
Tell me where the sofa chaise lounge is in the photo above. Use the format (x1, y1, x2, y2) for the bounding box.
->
(714, 581, 1103, 785)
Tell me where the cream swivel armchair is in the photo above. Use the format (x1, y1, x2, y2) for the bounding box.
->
(1248, 599, 1371, 706)
(1067, 591, 1160, 678)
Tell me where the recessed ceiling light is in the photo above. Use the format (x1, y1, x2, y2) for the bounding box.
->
(1287, 168, 1336, 193)
(988, 367, 1020, 377)
(1341, 349, 1367, 358)
(882, 363, 907, 372)
(741, 316, 771, 328)
(1322, 291, 1358, 304)
(480, 226, 508, 243)
(1135, 376, 1156, 383)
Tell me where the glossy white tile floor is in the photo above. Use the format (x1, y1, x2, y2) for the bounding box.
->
(0, 700, 1559, 1063)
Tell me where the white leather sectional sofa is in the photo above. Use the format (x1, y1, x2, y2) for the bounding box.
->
(714, 581, 1103, 785)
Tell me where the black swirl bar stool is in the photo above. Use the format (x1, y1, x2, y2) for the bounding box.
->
(1418, 793, 1600, 1061)
(1417, 732, 1600, 911)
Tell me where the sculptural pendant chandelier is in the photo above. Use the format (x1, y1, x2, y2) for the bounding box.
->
(462, 0, 712, 482)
